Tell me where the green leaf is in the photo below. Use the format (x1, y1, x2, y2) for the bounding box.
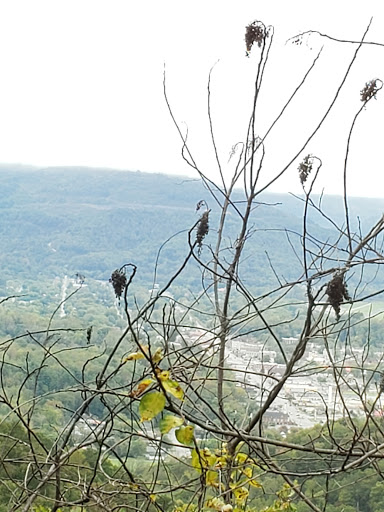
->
(163, 378, 184, 400)
(206, 470, 219, 486)
(191, 448, 217, 471)
(159, 415, 184, 434)
(191, 448, 200, 470)
(151, 347, 163, 364)
(235, 452, 248, 465)
(139, 391, 166, 422)
(175, 425, 194, 446)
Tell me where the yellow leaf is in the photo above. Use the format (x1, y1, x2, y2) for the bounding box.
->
(156, 369, 170, 380)
(204, 448, 217, 467)
(152, 348, 163, 364)
(191, 448, 217, 471)
(150, 494, 157, 502)
(139, 391, 166, 422)
(215, 444, 228, 456)
(206, 497, 225, 510)
(129, 378, 154, 398)
(124, 352, 145, 361)
(235, 452, 248, 465)
(159, 415, 184, 434)
(233, 486, 249, 503)
(249, 479, 262, 488)
(124, 345, 148, 361)
(242, 466, 252, 478)
(128, 482, 140, 490)
(215, 456, 227, 469)
(163, 378, 184, 400)
(175, 425, 194, 446)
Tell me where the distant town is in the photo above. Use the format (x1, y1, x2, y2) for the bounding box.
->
(173, 325, 382, 434)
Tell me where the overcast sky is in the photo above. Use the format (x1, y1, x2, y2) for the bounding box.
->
(0, 1, 383, 197)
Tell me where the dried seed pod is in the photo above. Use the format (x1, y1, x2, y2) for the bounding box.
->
(326, 272, 351, 320)
(298, 155, 313, 185)
(110, 269, 128, 301)
(245, 21, 266, 56)
(196, 200, 206, 212)
(196, 211, 209, 253)
(360, 79, 379, 102)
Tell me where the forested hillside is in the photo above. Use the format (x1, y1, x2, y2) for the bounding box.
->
(1, 164, 383, 293)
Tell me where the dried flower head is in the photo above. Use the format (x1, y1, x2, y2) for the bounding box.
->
(196, 200, 207, 212)
(245, 21, 266, 56)
(110, 268, 128, 301)
(196, 210, 209, 253)
(360, 79, 379, 102)
(298, 155, 313, 185)
(326, 272, 351, 320)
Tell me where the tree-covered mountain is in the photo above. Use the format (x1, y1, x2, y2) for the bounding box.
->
(0, 164, 383, 297)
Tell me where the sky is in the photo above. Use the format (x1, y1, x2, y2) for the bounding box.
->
(0, 1, 383, 197)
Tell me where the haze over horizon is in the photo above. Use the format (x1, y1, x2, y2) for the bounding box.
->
(1, 161, 384, 202)
(0, 1, 383, 198)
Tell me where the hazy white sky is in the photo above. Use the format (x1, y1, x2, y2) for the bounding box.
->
(0, 1, 383, 197)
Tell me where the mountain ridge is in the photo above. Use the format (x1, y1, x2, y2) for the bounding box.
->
(0, 164, 383, 297)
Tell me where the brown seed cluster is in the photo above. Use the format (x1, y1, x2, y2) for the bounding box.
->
(110, 269, 127, 300)
(196, 211, 209, 253)
(298, 155, 313, 185)
(326, 273, 351, 320)
(245, 21, 266, 56)
(360, 79, 379, 102)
